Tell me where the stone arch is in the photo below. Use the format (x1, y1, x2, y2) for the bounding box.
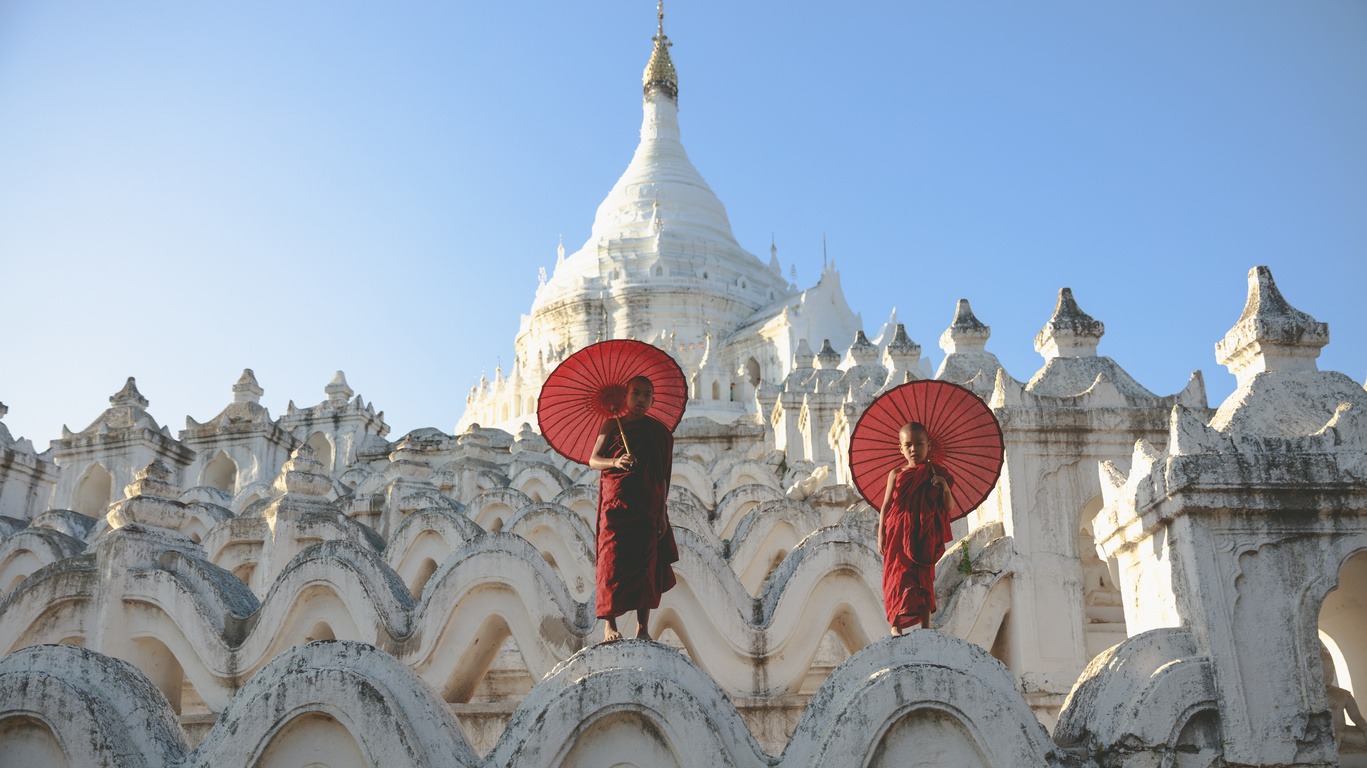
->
(1079, 494, 1125, 659)
(255, 712, 367, 768)
(469, 487, 532, 532)
(868, 707, 990, 767)
(711, 380, 721, 400)
(1055, 628, 1218, 763)
(128, 635, 186, 713)
(74, 463, 113, 518)
(559, 711, 683, 768)
(201, 451, 237, 495)
(0, 715, 66, 767)
(786, 633, 1058, 766)
(440, 613, 516, 704)
(501, 402, 510, 421)
(409, 557, 439, 599)
(483, 642, 766, 768)
(1320, 547, 1367, 730)
(655, 264, 664, 276)
(745, 357, 761, 387)
(509, 465, 566, 505)
(188, 642, 475, 768)
(306, 432, 334, 476)
(526, 395, 536, 415)
(306, 621, 336, 642)
(0, 645, 189, 767)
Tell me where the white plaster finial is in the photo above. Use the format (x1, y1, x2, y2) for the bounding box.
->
(939, 298, 991, 354)
(233, 369, 264, 405)
(847, 330, 878, 365)
(1215, 266, 1329, 387)
(815, 339, 841, 369)
(1034, 288, 1104, 360)
(110, 377, 150, 409)
(794, 339, 815, 371)
(325, 371, 354, 405)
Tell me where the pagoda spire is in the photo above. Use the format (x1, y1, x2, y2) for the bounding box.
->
(643, 0, 678, 101)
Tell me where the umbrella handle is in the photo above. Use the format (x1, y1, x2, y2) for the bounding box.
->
(614, 416, 632, 457)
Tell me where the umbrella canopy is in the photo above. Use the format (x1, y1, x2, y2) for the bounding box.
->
(849, 380, 1004, 521)
(537, 339, 688, 465)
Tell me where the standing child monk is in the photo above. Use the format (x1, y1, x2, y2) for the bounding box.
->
(877, 422, 954, 634)
(588, 375, 679, 642)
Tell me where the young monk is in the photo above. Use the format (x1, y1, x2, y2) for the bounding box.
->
(877, 422, 954, 635)
(588, 375, 679, 642)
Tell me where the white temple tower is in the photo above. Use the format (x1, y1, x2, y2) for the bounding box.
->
(459, 5, 861, 433)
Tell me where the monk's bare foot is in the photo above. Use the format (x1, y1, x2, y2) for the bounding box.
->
(603, 624, 623, 643)
(890, 626, 902, 637)
(635, 623, 652, 641)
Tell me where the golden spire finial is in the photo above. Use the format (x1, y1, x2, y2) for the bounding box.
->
(643, 0, 678, 101)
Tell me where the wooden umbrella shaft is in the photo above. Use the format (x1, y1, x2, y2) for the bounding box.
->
(615, 416, 632, 456)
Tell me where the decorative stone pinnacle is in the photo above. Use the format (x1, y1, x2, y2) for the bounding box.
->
(794, 339, 815, 370)
(815, 339, 841, 369)
(123, 460, 179, 502)
(0, 402, 7, 420)
(1034, 288, 1104, 360)
(643, 1, 678, 101)
(940, 299, 990, 354)
(110, 377, 150, 409)
(233, 368, 264, 404)
(1215, 266, 1329, 387)
(848, 331, 878, 365)
(886, 324, 921, 357)
(325, 370, 354, 405)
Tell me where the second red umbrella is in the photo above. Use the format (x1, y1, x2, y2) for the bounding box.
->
(848, 380, 1004, 521)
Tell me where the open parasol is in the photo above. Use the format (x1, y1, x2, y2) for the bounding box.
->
(537, 339, 688, 465)
(848, 380, 1004, 521)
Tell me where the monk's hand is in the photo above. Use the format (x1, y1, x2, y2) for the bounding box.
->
(615, 454, 635, 471)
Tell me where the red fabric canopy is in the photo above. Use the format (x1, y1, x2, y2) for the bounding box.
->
(537, 339, 688, 465)
(849, 380, 1004, 521)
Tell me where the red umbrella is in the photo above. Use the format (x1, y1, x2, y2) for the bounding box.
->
(849, 380, 1004, 521)
(537, 339, 688, 465)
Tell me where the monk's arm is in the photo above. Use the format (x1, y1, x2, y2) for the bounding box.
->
(588, 424, 633, 471)
(877, 469, 896, 555)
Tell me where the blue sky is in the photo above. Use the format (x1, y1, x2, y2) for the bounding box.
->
(1, 2, 1364, 448)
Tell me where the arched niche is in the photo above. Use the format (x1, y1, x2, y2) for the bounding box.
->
(202, 451, 238, 495)
(559, 711, 682, 768)
(129, 636, 186, 714)
(305, 432, 334, 476)
(1320, 548, 1367, 756)
(408, 557, 439, 600)
(867, 708, 990, 768)
(255, 712, 367, 768)
(0, 715, 67, 768)
(74, 464, 112, 518)
(1079, 495, 1126, 660)
(745, 357, 761, 387)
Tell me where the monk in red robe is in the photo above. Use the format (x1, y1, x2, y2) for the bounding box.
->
(588, 376, 679, 642)
(877, 422, 954, 634)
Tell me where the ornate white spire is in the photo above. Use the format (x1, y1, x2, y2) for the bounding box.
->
(643, 1, 678, 101)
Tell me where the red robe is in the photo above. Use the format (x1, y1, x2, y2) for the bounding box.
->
(882, 463, 955, 629)
(596, 414, 678, 619)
